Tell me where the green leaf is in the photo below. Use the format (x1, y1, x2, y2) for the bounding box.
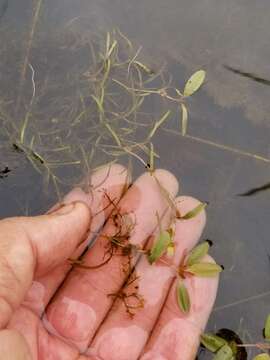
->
(200, 333, 227, 353)
(213, 344, 234, 360)
(149, 142, 155, 174)
(148, 110, 171, 139)
(183, 70, 206, 97)
(264, 314, 270, 339)
(186, 241, 210, 266)
(253, 355, 270, 360)
(180, 202, 207, 220)
(167, 243, 175, 257)
(176, 281, 190, 313)
(148, 230, 171, 264)
(186, 262, 223, 277)
(133, 61, 154, 74)
(181, 103, 188, 136)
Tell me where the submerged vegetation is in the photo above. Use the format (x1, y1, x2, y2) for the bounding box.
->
(0, 20, 205, 204)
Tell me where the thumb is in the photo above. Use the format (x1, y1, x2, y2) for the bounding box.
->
(0, 201, 91, 328)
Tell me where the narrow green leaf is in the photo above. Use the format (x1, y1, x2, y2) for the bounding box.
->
(91, 95, 104, 114)
(175, 88, 183, 97)
(105, 123, 122, 147)
(180, 202, 207, 220)
(107, 40, 117, 58)
(20, 114, 30, 144)
(148, 110, 171, 139)
(264, 314, 270, 339)
(149, 142, 155, 174)
(176, 281, 190, 313)
(181, 103, 188, 136)
(213, 344, 234, 360)
(253, 354, 270, 360)
(200, 333, 227, 353)
(186, 262, 223, 277)
(148, 230, 171, 264)
(134, 61, 153, 74)
(183, 70, 206, 97)
(186, 242, 210, 266)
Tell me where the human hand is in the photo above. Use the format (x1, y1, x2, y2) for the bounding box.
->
(0, 164, 219, 360)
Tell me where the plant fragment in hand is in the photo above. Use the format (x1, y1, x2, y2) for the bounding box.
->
(200, 333, 228, 353)
(186, 262, 223, 277)
(213, 344, 234, 360)
(179, 202, 207, 220)
(183, 69, 206, 97)
(176, 280, 190, 313)
(148, 230, 171, 264)
(186, 241, 211, 266)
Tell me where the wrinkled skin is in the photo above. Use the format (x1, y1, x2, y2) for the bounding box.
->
(0, 165, 219, 360)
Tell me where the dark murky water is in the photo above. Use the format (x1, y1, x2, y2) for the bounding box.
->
(0, 0, 270, 357)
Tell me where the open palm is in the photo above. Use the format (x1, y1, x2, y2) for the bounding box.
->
(0, 164, 219, 360)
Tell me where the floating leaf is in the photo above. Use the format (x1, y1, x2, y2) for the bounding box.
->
(213, 344, 234, 360)
(180, 202, 207, 220)
(183, 70, 206, 97)
(181, 103, 188, 136)
(148, 230, 171, 264)
(201, 333, 227, 353)
(186, 241, 210, 266)
(253, 355, 270, 360)
(264, 314, 270, 339)
(176, 281, 190, 313)
(186, 262, 223, 277)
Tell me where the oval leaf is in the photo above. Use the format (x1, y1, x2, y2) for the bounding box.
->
(200, 333, 227, 353)
(213, 344, 234, 360)
(176, 281, 190, 313)
(253, 355, 270, 360)
(183, 70, 206, 97)
(181, 103, 188, 136)
(180, 202, 207, 220)
(264, 314, 270, 339)
(186, 241, 210, 266)
(186, 262, 223, 277)
(148, 230, 171, 264)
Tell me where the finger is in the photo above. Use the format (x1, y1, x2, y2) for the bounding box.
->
(23, 164, 130, 315)
(0, 201, 90, 329)
(0, 329, 32, 360)
(141, 255, 219, 360)
(7, 306, 81, 360)
(44, 169, 179, 352)
(88, 196, 206, 360)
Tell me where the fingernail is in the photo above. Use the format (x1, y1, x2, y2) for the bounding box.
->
(50, 202, 76, 216)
